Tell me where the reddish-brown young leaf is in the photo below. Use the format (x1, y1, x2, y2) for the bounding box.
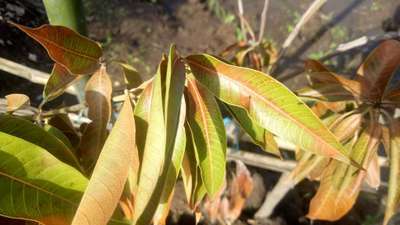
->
(305, 59, 362, 99)
(10, 22, 102, 75)
(43, 63, 83, 102)
(79, 65, 112, 171)
(357, 40, 400, 101)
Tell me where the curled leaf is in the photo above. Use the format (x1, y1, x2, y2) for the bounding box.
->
(5, 93, 30, 112)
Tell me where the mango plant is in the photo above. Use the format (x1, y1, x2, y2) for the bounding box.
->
(292, 40, 400, 225)
(0, 22, 360, 225)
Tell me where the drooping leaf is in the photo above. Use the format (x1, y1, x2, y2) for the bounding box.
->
(186, 54, 355, 165)
(134, 47, 186, 225)
(79, 65, 112, 170)
(153, 101, 187, 225)
(0, 131, 87, 225)
(365, 151, 381, 189)
(5, 93, 30, 112)
(43, 63, 83, 102)
(225, 104, 280, 156)
(307, 122, 381, 221)
(0, 114, 80, 169)
(119, 63, 142, 89)
(296, 85, 355, 102)
(185, 77, 227, 197)
(384, 120, 400, 225)
(291, 112, 362, 184)
(71, 95, 137, 225)
(305, 60, 362, 99)
(181, 124, 207, 209)
(10, 22, 102, 75)
(356, 40, 400, 101)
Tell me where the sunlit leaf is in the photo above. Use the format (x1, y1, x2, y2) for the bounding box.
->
(134, 46, 186, 225)
(186, 54, 355, 165)
(0, 115, 80, 169)
(225, 104, 280, 156)
(10, 22, 102, 75)
(307, 122, 381, 221)
(71, 95, 137, 225)
(43, 63, 83, 102)
(185, 77, 227, 197)
(357, 40, 400, 100)
(5, 94, 30, 112)
(296, 85, 355, 102)
(153, 101, 186, 225)
(79, 65, 112, 170)
(384, 120, 400, 225)
(0, 131, 87, 225)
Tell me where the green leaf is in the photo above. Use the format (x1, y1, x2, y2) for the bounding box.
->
(0, 115, 80, 170)
(153, 100, 187, 225)
(43, 124, 74, 151)
(225, 104, 280, 156)
(0, 131, 87, 225)
(185, 77, 227, 197)
(10, 22, 102, 75)
(134, 46, 186, 225)
(79, 65, 112, 171)
(43, 63, 83, 102)
(384, 120, 400, 225)
(186, 54, 356, 166)
(71, 95, 137, 225)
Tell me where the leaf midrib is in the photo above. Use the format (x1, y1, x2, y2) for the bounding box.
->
(0, 170, 77, 206)
(187, 59, 346, 159)
(188, 79, 215, 192)
(18, 24, 100, 62)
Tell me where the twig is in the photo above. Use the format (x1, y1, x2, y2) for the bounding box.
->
(258, 0, 270, 43)
(0, 57, 77, 95)
(237, 0, 247, 41)
(271, 0, 327, 73)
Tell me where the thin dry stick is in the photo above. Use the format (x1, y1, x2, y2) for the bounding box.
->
(237, 0, 247, 41)
(0, 57, 77, 95)
(258, 0, 270, 43)
(271, 0, 327, 73)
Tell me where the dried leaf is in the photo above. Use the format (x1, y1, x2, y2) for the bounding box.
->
(307, 122, 381, 221)
(5, 93, 30, 112)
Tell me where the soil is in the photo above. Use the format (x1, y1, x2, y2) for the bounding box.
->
(1, 0, 400, 225)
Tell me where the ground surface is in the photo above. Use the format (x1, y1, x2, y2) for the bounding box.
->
(0, 0, 400, 224)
